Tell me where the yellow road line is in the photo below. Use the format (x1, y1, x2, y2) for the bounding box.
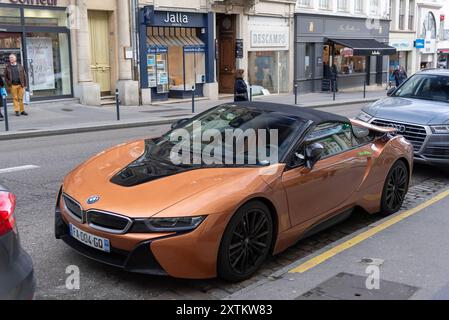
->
(289, 188, 449, 274)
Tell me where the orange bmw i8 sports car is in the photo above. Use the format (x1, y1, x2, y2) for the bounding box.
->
(55, 102, 413, 282)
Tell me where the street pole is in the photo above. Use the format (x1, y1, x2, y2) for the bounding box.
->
(115, 89, 120, 121)
(192, 85, 195, 113)
(249, 85, 253, 102)
(333, 80, 336, 101)
(294, 83, 298, 105)
(2, 95, 8, 132)
(363, 81, 366, 99)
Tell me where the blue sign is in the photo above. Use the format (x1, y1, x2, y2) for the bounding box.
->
(144, 7, 206, 28)
(148, 46, 168, 54)
(184, 46, 206, 53)
(415, 39, 425, 49)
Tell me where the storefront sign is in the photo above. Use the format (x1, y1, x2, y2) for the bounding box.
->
(390, 40, 414, 51)
(26, 37, 55, 91)
(144, 7, 205, 28)
(248, 16, 289, 51)
(9, 0, 58, 6)
(415, 39, 425, 49)
(250, 31, 288, 49)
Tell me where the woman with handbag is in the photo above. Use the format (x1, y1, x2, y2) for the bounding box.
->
(234, 69, 249, 102)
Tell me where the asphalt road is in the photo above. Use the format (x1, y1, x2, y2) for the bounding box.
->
(0, 102, 447, 300)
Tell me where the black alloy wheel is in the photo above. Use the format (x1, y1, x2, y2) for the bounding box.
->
(218, 201, 273, 282)
(381, 160, 409, 215)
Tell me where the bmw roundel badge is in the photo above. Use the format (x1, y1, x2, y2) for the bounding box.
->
(87, 196, 100, 205)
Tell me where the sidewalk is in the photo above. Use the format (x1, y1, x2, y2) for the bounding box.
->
(0, 88, 386, 140)
(228, 188, 449, 300)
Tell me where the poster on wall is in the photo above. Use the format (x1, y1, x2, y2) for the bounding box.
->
(26, 37, 55, 91)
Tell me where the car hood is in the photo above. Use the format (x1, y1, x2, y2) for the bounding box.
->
(62, 140, 264, 218)
(364, 97, 449, 125)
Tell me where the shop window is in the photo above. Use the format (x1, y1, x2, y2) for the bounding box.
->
(248, 51, 289, 94)
(24, 9, 68, 27)
(25, 32, 72, 97)
(334, 45, 366, 74)
(0, 7, 21, 25)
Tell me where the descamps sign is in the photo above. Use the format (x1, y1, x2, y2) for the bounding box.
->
(9, 0, 58, 6)
(250, 31, 288, 49)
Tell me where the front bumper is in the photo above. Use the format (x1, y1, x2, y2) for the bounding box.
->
(55, 208, 167, 276)
(415, 134, 449, 166)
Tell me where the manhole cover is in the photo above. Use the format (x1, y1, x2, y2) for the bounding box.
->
(297, 273, 418, 300)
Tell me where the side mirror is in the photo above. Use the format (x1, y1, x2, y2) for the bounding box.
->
(305, 143, 325, 169)
(387, 87, 397, 97)
(171, 118, 190, 130)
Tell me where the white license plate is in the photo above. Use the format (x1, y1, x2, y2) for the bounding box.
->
(69, 224, 111, 253)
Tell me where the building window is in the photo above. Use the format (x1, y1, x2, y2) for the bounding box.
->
(354, 0, 363, 13)
(409, 1, 415, 30)
(334, 45, 367, 75)
(298, 0, 311, 7)
(337, 0, 349, 12)
(0, 7, 20, 25)
(248, 51, 289, 94)
(398, 0, 405, 30)
(421, 12, 437, 39)
(319, 0, 331, 10)
(370, 0, 379, 15)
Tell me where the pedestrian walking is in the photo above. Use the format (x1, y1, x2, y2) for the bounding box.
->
(234, 69, 249, 102)
(398, 66, 408, 85)
(4, 54, 28, 117)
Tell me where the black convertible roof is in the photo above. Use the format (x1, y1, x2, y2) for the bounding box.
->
(231, 101, 349, 125)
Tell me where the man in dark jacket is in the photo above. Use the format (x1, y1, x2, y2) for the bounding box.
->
(4, 54, 28, 117)
(234, 69, 249, 102)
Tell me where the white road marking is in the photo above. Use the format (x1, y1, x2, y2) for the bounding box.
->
(0, 165, 40, 174)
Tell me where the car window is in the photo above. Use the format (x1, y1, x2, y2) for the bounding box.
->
(394, 74, 449, 103)
(306, 122, 353, 158)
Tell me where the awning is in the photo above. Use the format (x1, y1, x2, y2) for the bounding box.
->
(328, 38, 397, 56)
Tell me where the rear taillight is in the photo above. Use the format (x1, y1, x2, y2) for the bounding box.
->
(0, 191, 16, 236)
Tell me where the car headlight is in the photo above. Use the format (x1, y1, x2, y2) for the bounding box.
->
(357, 111, 373, 123)
(130, 216, 206, 233)
(431, 125, 449, 134)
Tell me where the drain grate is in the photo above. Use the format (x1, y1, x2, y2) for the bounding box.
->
(61, 108, 74, 112)
(140, 108, 187, 114)
(297, 273, 418, 300)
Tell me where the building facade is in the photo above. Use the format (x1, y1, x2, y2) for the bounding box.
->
(294, 0, 395, 93)
(138, 0, 296, 104)
(437, 0, 449, 68)
(0, 0, 138, 106)
(415, 0, 444, 70)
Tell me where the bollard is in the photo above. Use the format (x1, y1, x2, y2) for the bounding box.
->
(363, 81, 366, 99)
(249, 85, 253, 102)
(192, 86, 195, 113)
(115, 89, 120, 121)
(332, 80, 337, 101)
(2, 95, 8, 132)
(294, 83, 298, 105)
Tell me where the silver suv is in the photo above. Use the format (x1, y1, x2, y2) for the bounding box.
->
(357, 69, 449, 166)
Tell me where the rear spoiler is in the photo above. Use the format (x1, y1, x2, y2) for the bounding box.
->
(350, 119, 399, 134)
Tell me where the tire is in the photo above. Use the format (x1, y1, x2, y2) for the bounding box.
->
(218, 201, 274, 282)
(380, 160, 410, 215)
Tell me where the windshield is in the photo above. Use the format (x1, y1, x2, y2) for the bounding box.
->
(394, 74, 449, 103)
(148, 104, 307, 167)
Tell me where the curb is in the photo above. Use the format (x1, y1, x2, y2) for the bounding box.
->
(0, 117, 186, 141)
(0, 98, 380, 141)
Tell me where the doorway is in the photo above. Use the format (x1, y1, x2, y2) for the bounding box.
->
(88, 11, 111, 95)
(216, 14, 237, 94)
